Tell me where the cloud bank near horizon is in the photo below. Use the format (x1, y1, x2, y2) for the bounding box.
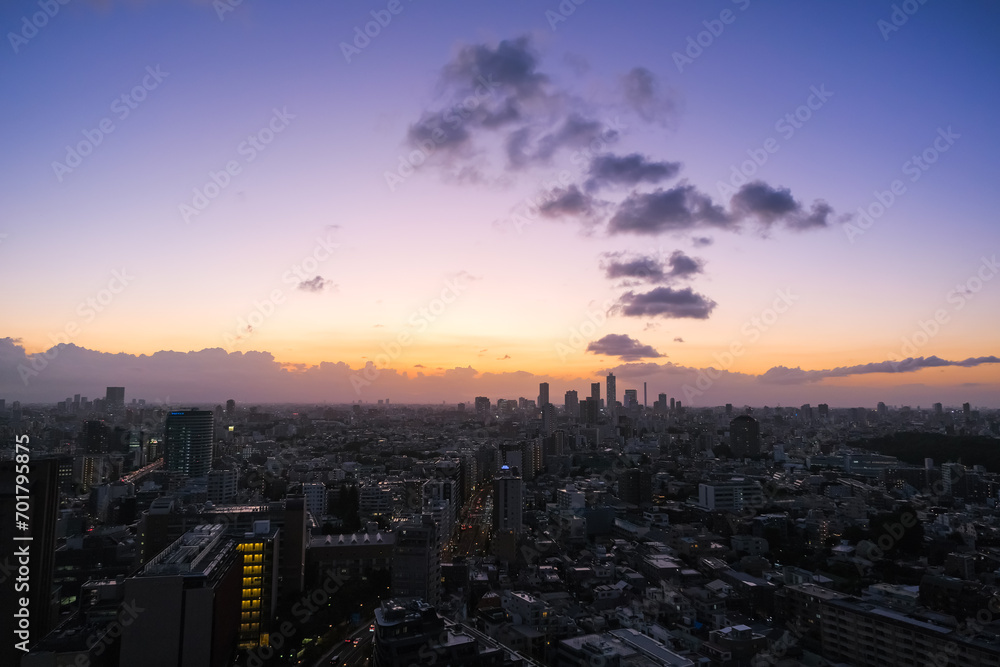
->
(2, 339, 996, 408)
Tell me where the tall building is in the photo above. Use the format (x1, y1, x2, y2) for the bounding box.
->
(606, 373, 616, 415)
(236, 521, 280, 650)
(225, 399, 235, 416)
(207, 468, 238, 504)
(590, 382, 600, 404)
(302, 482, 328, 520)
(541, 403, 557, 436)
(538, 382, 549, 408)
(623, 389, 638, 411)
(120, 524, 241, 667)
(564, 390, 579, 419)
(581, 397, 599, 425)
(391, 514, 440, 606)
(493, 466, 523, 537)
(475, 396, 490, 421)
(0, 458, 59, 665)
(82, 420, 109, 454)
(105, 386, 125, 411)
(730, 415, 761, 457)
(165, 409, 214, 478)
(618, 468, 652, 506)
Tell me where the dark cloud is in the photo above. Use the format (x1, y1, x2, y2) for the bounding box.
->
(518, 113, 618, 169)
(622, 67, 676, 124)
(730, 181, 833, 230)
(497, 354, 511, 360)
(615, 286, 717, 319)
(674, 337, 685, 343)
(601, 250, 702, 284)
(602, 254, 666, 282)
(585, 153, 681, 191)
(692, 236, 713, 247)
(297, 276, 334, 292)
(586, 334, 663, 361)
(539, 185, 595, 218)
(759, 356, 1000, 384)
(442, 35, 547, 100)
(608, 184, 732, 235)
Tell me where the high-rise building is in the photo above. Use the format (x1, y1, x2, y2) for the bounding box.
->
(391, 514, 440, 606)
(474, 396, 490, 421)
(591, 382, 600, 403)
(105, 386, 125, 411)
(164, 409, 214, 478)
(581, 397, 599, 425)
(541, 403, 557, 436)
(564, 390, 579, 418)
(83, 420, 109, 454)
(236, 521, 280, 650)
(302, 482, 328, 519)
(0, 458, 59, 665)
(538, 382, 549, 408)
(624, 389, 638, 411)
(207, 468, 238, 504)
(606, 374, 617, 415)
(730, 415, 761, 458)
(492, 466, 523, 536)
(225, 399, 236, 416)
(120, 524, 241, 667)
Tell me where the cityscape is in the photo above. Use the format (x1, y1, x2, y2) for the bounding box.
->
(3, 1, 1000, 666)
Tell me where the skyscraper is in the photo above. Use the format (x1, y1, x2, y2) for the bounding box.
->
(105, 386, 125, 410)
(606, 373, 616, 415)
(392, 514, 441, 605)
(590, 382, 600, 404)
(164, 409, 214, 478)
(538, 382, 549, 408)
(564, 390, 579, 419)
(493, 465, 523, 537)
(730, 414, 761, 458)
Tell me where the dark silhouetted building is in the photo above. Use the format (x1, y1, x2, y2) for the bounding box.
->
(730, 414, 761, 457)
(391, 514, 440, 606)
(164, 409, 214, 478)
(120, 524, 241, 667)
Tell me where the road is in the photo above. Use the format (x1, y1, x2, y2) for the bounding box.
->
(311, 618, 373, 667)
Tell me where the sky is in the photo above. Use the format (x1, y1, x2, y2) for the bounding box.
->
(1, 0, 999, 408)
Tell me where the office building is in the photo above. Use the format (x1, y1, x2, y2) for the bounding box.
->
(538, 382, 549, 408)
(120, 524, 241, 667)
(302, 482, 328, 520)
(606, 374, 616, 415)
(564, 390, 579, 419)
(391, 514, 440, 606)
(164, 409, 214, 478)
(698, 480, 763, 511)
(493, 466, 523, 537)
(730, 414, 761, 457)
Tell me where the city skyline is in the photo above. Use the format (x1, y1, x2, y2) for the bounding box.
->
(2, 1, 999, 406)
